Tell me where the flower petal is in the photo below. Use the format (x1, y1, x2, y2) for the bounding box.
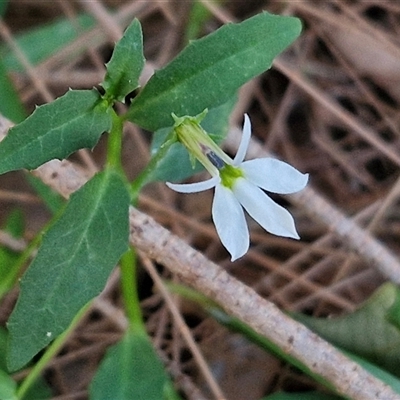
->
(166, 176, 220, 193)
(233, 114, 251, 166)
(241, 158, 309, 194)
(212, 184, 249, 261)
(233, 178, 300, 239)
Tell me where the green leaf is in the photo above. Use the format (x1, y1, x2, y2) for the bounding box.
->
(23, 379, 53, 400)
(185, 0, 223, 42)
(127, 11, 301, 131)
(90, 330, 176, 400)
(0, 59, 26, 123)
(0, 369, 17, 400)
(149, 97, 236, 183)
(385, 285, 400, 331)
(170, 283, 400, 397)
(3, 208, 25, 238)
(0, 14, 96, 72)
(294, 283, 400, 377)
(0, 328, 9, 371)
(0, 89, 112, 175)
(167, 283, 338, 393)
(0, 328, 52, 400)
(102, 19, 145, 102)
(343, 349, 400, 395)
(7, 169, 130, 371)
(0, 1, 9, 17)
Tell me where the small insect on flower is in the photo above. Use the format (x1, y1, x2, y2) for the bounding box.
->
(205, 149, 225, 170)
(167, 113, 308, 261)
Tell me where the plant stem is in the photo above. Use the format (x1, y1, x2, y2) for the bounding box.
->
(120, 248, 145, 333)
(130, 130, 177, 204)
(17, 302, 91, 400)
(0, 204, 67, 299)
(106, 109, 124, 172)
(0, 233, 40, 300)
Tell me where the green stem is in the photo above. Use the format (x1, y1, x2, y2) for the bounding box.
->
(130, 130, 177, 204)
(120, 248, 145, 333)
(0, 205, 67, 299)
(0, 232, 40, 300)
(17, 302, 91, 399)
(124, 131, 177, 330)
(106, 109, 124, 172)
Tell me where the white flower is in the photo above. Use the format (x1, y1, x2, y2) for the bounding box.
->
(167, 114, 308, 261)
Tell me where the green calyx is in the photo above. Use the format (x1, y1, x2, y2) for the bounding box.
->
(220, 164, 244, 189)
(172, 110, 231, 175)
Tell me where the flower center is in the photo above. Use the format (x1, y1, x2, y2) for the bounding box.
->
(220, 164, 244, 189)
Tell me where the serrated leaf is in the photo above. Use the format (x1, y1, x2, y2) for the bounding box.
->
(7, 170, 130, 371)
(0, 89, 112, 175)
(295, 283, 400, 377)
(89, 330, 176, 400)
(102, 19, 144, 102)
(149, 97, 236, 183)
(127, 11, 301, 131)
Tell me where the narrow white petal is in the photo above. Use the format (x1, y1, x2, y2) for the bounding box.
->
(233, 178, 300, 239)
(212, 184, 249, 261)
(233, 114, 251, 166)
(241, 158, 308, 194)
(166, 176, 220, 193)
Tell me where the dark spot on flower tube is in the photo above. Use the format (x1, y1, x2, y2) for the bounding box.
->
(206, 150, 225, 169)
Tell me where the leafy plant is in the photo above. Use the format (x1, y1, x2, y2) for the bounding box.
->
(294, 283, 400, 377)
(90, 328, 175, 400)
(0, 11, 305, 399)
(0, 11, 96, 123)
(168, 282, 400, 399)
